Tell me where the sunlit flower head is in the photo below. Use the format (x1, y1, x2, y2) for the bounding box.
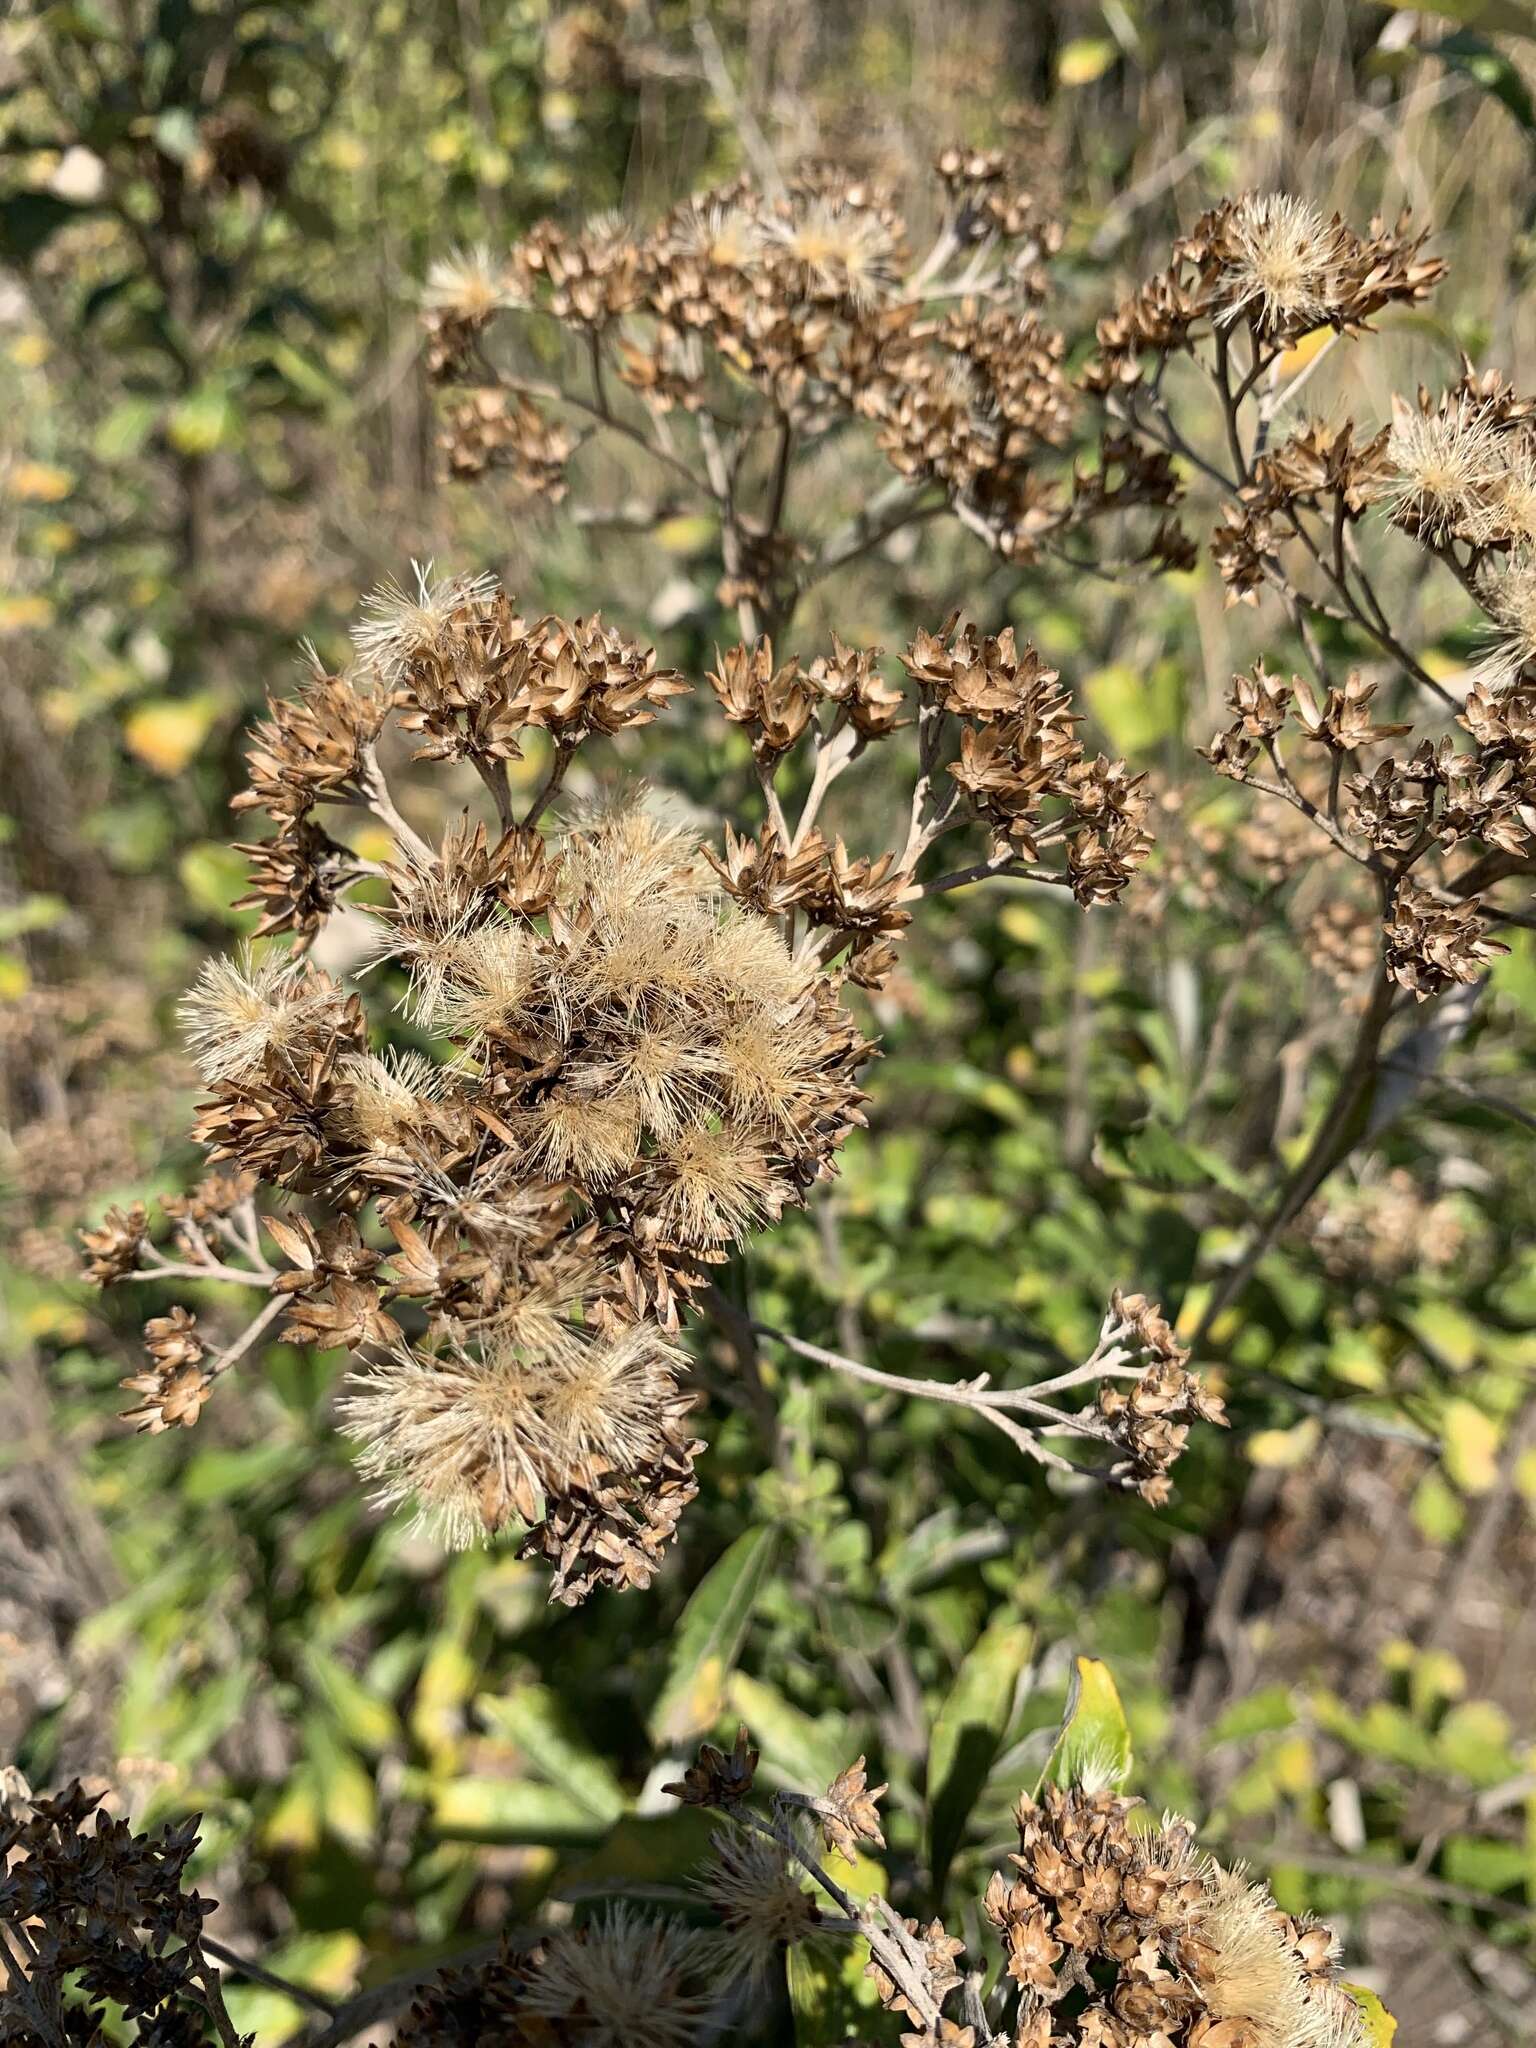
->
(521, 1904, 728, 2048)
(421, 244, 518, 322)
(1217, 194, 1346, 334)
(1381, 395, 1506, 543)
(178, 948, 341, 1084)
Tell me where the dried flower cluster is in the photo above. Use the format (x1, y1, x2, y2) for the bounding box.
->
(1085, 193, 1443, 389)
(0, 1778, 236, 2048)
(1201, 659, 1528, 998)
(980, 1785, 1365, 2048)
(85, 550, 1193, 1598)
(1086, 201, 1534, 1006)
(394, 1726, 1376, 2048)
(424, 153, 1187, 580)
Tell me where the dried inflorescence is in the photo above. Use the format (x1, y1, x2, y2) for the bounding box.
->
(983, 1785, 1366, 2048)
(1202, 658, 1528, 999)
(0, 1780, 234, 2048)
(87, 549, 1171, 1598)
(422, 152, 1187, 573)
(397, 1731, 1377, 2048)
(1096, 1292, 1227, 1506)
(1084, 194, 1536, 1006)
(1085, 192, 1443, 392)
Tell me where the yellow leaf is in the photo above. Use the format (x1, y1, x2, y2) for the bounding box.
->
(1277, 326, 1333, 377)
(10, 461, 73, 502)
(1343, 1985, 1397, 2045)
(1442, 1398, 1500, 1496)
(10, 334, 50, 368)
(0, 595, 55, 633)
(1248, 1417, 1321, 1469)
(999, 904, 1043, 946)
(1057, 36, 1117, 85)
(124, 697, 219, 777)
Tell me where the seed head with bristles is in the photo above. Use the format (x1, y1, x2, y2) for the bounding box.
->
(520, 1904, 729, 2048)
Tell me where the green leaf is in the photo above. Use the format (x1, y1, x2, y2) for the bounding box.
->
(179, 1440, 292, 1504)
(1208, 1686, 1298, 1745)
(927, 1616, 1032, 1888)
(1083, 658, 1180, 756)
(649, 1524, 779, 1747)
(1433, 30, 1536, 126)
(303, 1645, 397, 1757)
(1343, 1984, 1397, 2045)
(95, 398, 161, 462)
(167, 383, 238, 455)
(1409, 0, 1536, 36)
(431, 1775, 608, 1846)
(1441, 1833, 1530, 1892)
(1038, 1656, 1133, 1795)
(179, 842, 254, 925)
(305, 1715, 376, 1851)
(479, 1686, 629, 1825)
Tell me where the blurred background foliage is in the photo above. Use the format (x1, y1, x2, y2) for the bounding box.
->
(3, 0, 1536, 2040)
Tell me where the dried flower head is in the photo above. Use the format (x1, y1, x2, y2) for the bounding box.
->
(700, 1821, 823, 1984)
(1380, 393, 1506, 544)
(520, 1904, 728, 2048)
(1214, 193, 1346, 335)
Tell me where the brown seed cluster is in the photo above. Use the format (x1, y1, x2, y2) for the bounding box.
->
(89, 566, 952, 1599)
(1085, 194, 1443, 392)
(423, 154, 1182, 570)
(903, 617, 1153, 903)
(0, 1781, 224, 2046)
(981, 1785, 1363, 2048)
(1202, 660, 1531, 997)
(1096, 1292, 1228, 1506)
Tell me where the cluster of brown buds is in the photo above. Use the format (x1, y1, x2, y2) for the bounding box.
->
(1202, 658, 1528, 999)
(0, 1776, 237, 2048)
(1080, 197, 1536, 1009)
(84, 558, 1175, 1599)
(395, 1720, 1376, 2048)
(421, 151, 1192, 598)
(1085, 193, 1444, 392)
(1094, 1293, 1227, 1506)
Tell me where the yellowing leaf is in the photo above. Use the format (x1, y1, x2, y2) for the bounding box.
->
(124, 697, 219, 776)
(1277, 326, 1333, 377)
(1040, 1656, 1133, 1795)
(1248, 1417, 1321, 1469)
(1344, 1985, 1397, 2046)
(1057, 36, 1117, 85)
(10, 461, 73, 502)
(0, 594, 55, 633)
(999, 904, 1043, 946)
(1442, 1398, 1500, 1495)
(10, 334, 50, 368)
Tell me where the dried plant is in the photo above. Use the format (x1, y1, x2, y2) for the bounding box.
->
(0, 1777, 243, 2048)
(421, 152, 1189, 612)
(387, 1703, 1384, 2048)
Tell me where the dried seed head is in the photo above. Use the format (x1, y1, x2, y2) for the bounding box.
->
(1381, 395, 1506, 543)
(421, 244, 516, 322)
(701, 1822, 822, 1984)
(178, 948, 344, 1083)
(1216, 194, 1345, 333)
(1473, 553, 1536, 690)
(340, 1295, 688, 1549)
(520, 1903, 728, 2048)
